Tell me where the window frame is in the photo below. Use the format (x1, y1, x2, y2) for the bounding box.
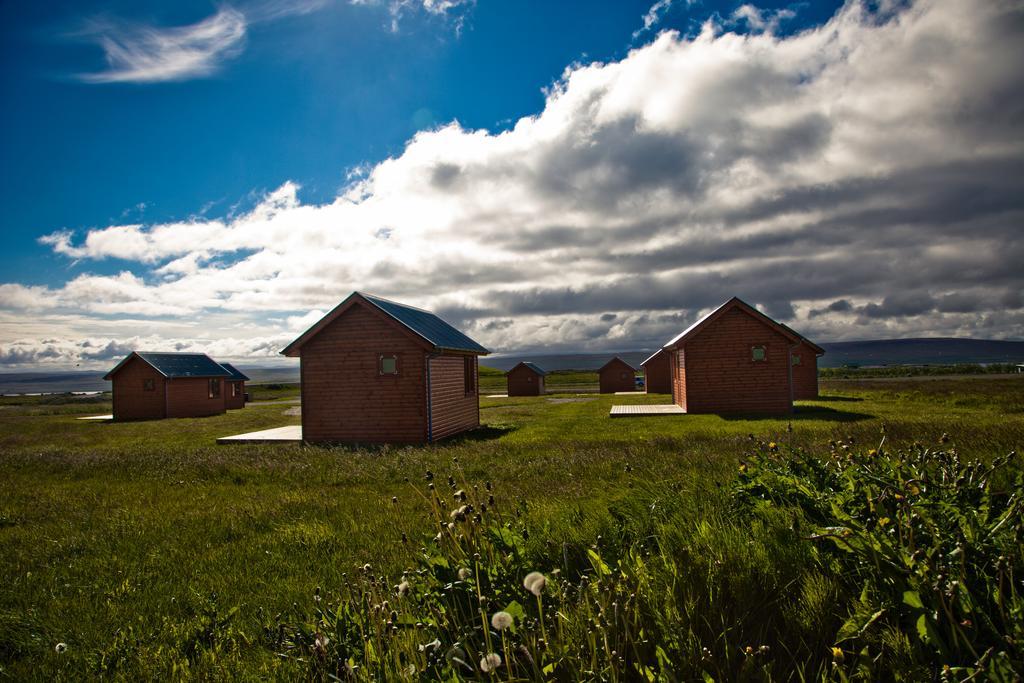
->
(751, 345, 767, 362)
(208, 378, 221, 399)
(142, 378, 155, 391)
(379, 353, 400, 377)
(792, 353, 802, 366)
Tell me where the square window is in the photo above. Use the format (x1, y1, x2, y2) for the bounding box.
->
(751, 346, 767, 362)
(142, 378, 155, 391)
(792, 354, 802, 366)
(209, 378, 221, 398)
(380, 354, 398, 375)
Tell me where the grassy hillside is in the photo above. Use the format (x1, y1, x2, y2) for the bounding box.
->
(0, 377, 1021, 679)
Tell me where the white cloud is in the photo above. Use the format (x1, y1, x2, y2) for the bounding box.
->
(6, 0, 1023, 365)
(349, 0, 475, 32)
(730, 4, 797, 34)
(634, 0, 692, 39)
(77, 7, 247, 84)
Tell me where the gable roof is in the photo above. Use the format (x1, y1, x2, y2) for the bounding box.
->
(507, 361, 547, 376)
(640, 348, 668, 367)
(280, 291, 489, 357)
(104, 352, 232, 380)
(599, 356, 637, 373)
(219, 362, 250, 381)
(778, 323, 826, 355)
(663, 297, 802, 350)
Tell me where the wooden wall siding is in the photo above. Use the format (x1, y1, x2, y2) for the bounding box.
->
(599, 359, 636, 393)
(429, 354, 479, 440)
(791, 342, 820, 400)
(225, 381, 246, 409)
(671, 350, 687, 408)
(166, 378, 227, 418)
(111, 355, 166, 420)
(300, 303, 428, 443)
(506, 365, 543, 396)
(678, 307, 794, 414)
(643, 351, 673, 394)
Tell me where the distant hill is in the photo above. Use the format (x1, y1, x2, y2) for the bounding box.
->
(818, 338, 1024, 367)
(1, 338, 1021, 394)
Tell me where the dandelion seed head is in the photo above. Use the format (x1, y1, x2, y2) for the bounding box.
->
(55, 642, 67, 654)
(491, 611, 513, 631)
(458, 567, 472, 580)
(523, 571, 546, 596)
(397, 580, 410, 596)
(480, 652, 502, 672)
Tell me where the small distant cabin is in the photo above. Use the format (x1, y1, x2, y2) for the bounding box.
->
(599, 357, 638, 394)
(640, 349, 672, 394)
(281, 291, 489, 444)
(220, 363, 250, 409)
(662, 297, 824, 414)
(506, 362, 547, 396)
(104, 352, 233, 421)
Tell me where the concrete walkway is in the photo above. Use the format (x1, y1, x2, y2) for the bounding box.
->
(614, 391, 645, 395)
(485, 393, 509, 398)
(609, 404, 685, 417)
(77, 414, 113, 421)
(217, 425, 302, 444)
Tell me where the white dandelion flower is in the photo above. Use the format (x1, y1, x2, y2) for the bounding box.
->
(523, 571, 546, 596)
(457, 567, 472, 580)
(490, 611, 513, 631)
(396, 580, 410, 596)
(480, 652, 502, 672)
(55, 642, 68, 654)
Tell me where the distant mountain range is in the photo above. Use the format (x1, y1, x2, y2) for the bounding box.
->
(1, 338, 1021, 394)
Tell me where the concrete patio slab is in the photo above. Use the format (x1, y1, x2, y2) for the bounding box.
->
(614, 391, 644, 395)
(609, 404, 685, 417)
(486, 394, 508, 398)
(77, 414, 113, 421)
(217, 425, 302, 444)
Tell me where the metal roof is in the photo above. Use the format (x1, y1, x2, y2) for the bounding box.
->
(280, 292, 489, 356)
(361, 293, 489, 355)
(219, 362, 250, 381)
(104, 352, 232, 380)
(599, 356, 638, 372)
(663, 297, 802, 350)
(508, 361, 547, 376)
(640, 348, 668, 366)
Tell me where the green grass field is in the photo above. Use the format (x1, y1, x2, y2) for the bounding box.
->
(1, 376, 1021, 679)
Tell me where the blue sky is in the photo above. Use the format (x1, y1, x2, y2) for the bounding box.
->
(1, 0, 1022, 368)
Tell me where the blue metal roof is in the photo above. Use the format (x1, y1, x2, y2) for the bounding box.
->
(511, 361, 547, 376)
(362, 293, 489, 355)
(218, 362, 250, 381)
(134, 352, 231, 378)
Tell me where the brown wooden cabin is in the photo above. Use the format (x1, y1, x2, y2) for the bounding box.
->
(506, 362, 547, 396)
(640, 348, 672, 394)
(219, 363, 250, 409)
(281, 291, 489, 444)
(104, 352, 233, 421)
(598, 356, 638, 393)
(662, 297, 824, 414)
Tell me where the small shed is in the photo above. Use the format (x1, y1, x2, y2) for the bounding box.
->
(281, 291, 489, 444)
(104, 352, 232, 421)
(598, 357, 638, 394)
(662, 297, 816, 415)
(506, 362, 547, 396)
(220, 363, 250, 409)
(640, 349, 672, 394)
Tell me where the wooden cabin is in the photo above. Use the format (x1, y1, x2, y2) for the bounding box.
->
(663, 297, 823, 414)
(220, 363, 250, 409)
(598, 356, 638, 393)
(506, 362, 547, 396)
(104, 352, 232, 421)
(640, 348, 672, 394)
(281, 291, 489, 444)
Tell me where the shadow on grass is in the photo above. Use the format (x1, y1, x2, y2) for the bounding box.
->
(720, 406, 875, 422)
(448, 424, 517, 444)
(814, 395, 864, 402)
